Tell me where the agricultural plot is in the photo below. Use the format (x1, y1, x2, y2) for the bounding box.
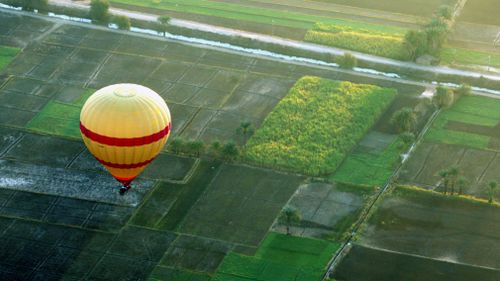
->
(334, 244, 500, 281)
(332, 134, 404, 187)
(425, 95, 499, 151)
(441, 47, 500, 69)
(458, 0, 500, 26)
(314, 0, 457, 17)
(353, 186, 500, 273)
(399, 95, 500, 199)
(245, 76, 396, 176)
(179, 164, 304, 246)
(112, 0, 409, 38)
(275, 182, 374, 239)
(304, 23, 407, 60)
(212, 232, 339, 281)
(0, 45, 19, 71)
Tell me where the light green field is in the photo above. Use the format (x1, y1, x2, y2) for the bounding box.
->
(26, 89, 94, 139)
(441, 47, 500, 69)
(425, 96, 499, 151)
(332, 139, 406, 187)
(212, 232, 340, 281)
(111, 0, 407, 33)
(245, 76, 396, 176)
(0, 46, 20, 71)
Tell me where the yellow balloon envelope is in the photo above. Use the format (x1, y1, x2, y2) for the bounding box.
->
(80, 84, 171, 193)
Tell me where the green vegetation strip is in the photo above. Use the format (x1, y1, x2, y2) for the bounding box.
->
(0, 46, 20, 71)
(425, 96, 499, 150)
(212, 232, 340, 281)
(441, 47, 500, 69)
(26, 88, 94, 139)
(304, 23, 407, 60)
(332, 138, 406, 187)
(111, 0, 406, 33)
(245, 76, 396, 176)
(397, 185, 500, 207)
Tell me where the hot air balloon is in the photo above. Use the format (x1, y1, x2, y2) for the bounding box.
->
(80, 84, 171, 195)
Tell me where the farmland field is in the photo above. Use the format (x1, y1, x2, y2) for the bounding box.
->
(458, 0, 500, 26)
(304, 23, 407, 60)
(441, 47, 500, 68)
(179, 164, 304, 245)
(111, 0, 411, 38)
(313, 0, 457, 17)
(212, 232, 340, 281)
(245, 76, 396, 176)
(276, 182, 375, 239)
(399, 95, 500, 200)
(0, 45, 19, 71)
(334, 244, 500, 281)
(425, 95, 500, 151)
(354, 186, 500, 270)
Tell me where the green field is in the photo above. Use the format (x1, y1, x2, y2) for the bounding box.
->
(425, 96, 499, 151)
(332, 138, 406, 187)
(245, 76, 396, 176)
(441, 47, 500, 68)
(305, 23, 407, 60)
(26, 88, 94, 139)
(0, 46, 20, 71)
(314, 0, 457, 17)
(111, 0, 407, 33)
(212, 232, 340, 281)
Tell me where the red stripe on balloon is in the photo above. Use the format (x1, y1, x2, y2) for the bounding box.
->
(95, 156, 156, 169)
(80, 122, 170, 147)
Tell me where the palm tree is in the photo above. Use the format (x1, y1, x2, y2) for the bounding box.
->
(210, 141, 221, 158)
(188, 141, 204, 157)
(447, 166, 460, 195)
(221, 142, 239, 161)
(391, 107, 417, 133)
(457, 176, 468, 195)
(279, 206, 301, 235)
(488, 181, 497, 204)
(236, 121, 254, 144)
(438, 169, 449, 195)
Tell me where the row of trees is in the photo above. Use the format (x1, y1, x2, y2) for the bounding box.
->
(168, 138, 239, 160)
(167, 121, 255, 161)
(404, 5, 453, 61)
(438, 166, 497, 204)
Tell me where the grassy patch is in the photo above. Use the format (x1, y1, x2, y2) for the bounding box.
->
(0, 45, 20, 71)
(305, 23, 407, 60)
(331, 138, 406, 187)
(25, 88, 94, 139)
(212, 233, 340, 281)
(441, 47, 500, 69)
(425, 96, 499, 150)
(245, 76, 396, 176)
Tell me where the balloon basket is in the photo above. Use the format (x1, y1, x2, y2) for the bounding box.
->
(119, 185, 131, 195)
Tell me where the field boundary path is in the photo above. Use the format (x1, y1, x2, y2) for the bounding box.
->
(322, 108, 441, 279)
(44, 0, 500, 84)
